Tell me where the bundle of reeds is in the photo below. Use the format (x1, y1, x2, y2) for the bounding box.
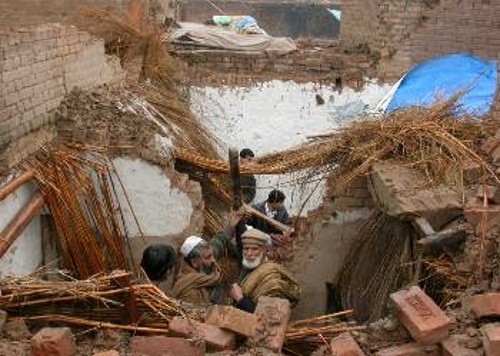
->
(284, 310, 365, 354)
(337, 211, 417, 322)
(1, 270, 197, 333)
(24, 144, 131, 279)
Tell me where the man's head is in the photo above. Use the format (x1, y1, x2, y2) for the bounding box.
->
(241, 228, 270, 270)
(267, 189, 286, 212)
(141, 244, 176, 282)
(239, 148, 255, 165)
(180, 236, 216, 274)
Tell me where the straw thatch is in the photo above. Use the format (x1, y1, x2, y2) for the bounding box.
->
(0, 270, 197, 333)
(176, 100, 499, 196)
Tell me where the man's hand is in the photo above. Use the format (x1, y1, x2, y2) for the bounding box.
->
(226, 206, 247, 228)
(229, 283, 244, 302)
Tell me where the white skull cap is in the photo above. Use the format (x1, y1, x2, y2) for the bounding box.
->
(180, 235, 205, 257)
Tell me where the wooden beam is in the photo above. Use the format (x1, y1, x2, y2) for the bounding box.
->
(229, 148, 242, 210)
(243, 203, 292, 234)
(0, 171, 34, 201)
(0, 192, 45, 258)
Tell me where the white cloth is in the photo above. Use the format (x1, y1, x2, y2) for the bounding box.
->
(180, 236, 204, 257)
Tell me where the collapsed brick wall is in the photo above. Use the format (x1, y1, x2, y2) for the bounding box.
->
(0, 24, 125, 172)
(0, 0, 175, 28)
(172, 43, 375, 85)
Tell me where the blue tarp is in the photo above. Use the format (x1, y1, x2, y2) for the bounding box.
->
(386, 53, 498, 117)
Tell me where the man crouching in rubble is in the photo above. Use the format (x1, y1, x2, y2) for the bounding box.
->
(172, 210, 244, 305)
(229, 228, 301, 313)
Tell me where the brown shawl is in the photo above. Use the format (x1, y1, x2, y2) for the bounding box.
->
(240, 262, 301, 306)
(172, 262, 222, 305)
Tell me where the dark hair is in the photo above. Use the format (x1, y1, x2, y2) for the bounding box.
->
(240, 148, 255, 159)
(141, 244, 176, 281)
(268, 189, 285, 203)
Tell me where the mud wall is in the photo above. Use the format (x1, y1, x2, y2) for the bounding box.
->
(0, 24, 125, 172)
(0, 0, 175, 28)
(178, 0, 340, 38)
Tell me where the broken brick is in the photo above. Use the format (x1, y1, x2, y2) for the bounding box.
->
(374, 343, 439, 356)
(31, 327, 76, 356)
(248, 296, 291, 353)
(469, 293, 500, 319)
(206, 305, 257, 337)
(390, 286, 452, 344)
(169, 317, 236, 350)
(330, 332, 365, 355)
(441, 337, 481, 356)
(482, 324, 500, 356)
(130, 336, 205, 356)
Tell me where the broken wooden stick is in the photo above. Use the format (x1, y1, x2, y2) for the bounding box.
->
(0, 191, 45, 258)
(0, 170, 34, 201)
(243, 203, 293, 234)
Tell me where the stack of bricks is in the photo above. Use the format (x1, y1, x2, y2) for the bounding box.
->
(330, 176, 374, 211)
(0, 23, 124, 172)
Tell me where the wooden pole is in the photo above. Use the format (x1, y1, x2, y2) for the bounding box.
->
(0, 171, 34, 201)
(243, 203, 292, 233)
(0, 192, 45, 258)
(229, 148, 242, 210)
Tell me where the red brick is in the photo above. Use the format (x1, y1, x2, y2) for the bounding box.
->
(130, 336, 205, 356)
(483, 324, 500, 356)
(206, 306, 257, 338)
(330, 332, 365, 355)
(469, 293, 500, 319)
(375, 343, 439, 356)
(441, 337, 481, 356)
(249, 296, 291, 353)
(31, 327, 76, 356)
(169, 317, 236, 350)
(390, 286, 452, 344)
(93, 351, 119, 356)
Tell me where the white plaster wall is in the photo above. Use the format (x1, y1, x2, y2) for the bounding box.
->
(190, 79, 391, 215)
(0, 180, 42, 278)
(112, 157, 193, 237)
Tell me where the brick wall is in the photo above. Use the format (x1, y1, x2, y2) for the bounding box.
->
(0, 0, 175, 28)
(172, 42, 375, 85)
(0, 24, 124, 171)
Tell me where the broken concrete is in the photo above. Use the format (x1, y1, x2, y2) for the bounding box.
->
(31, 327, 76, 356)
(369, 161, 463, 230)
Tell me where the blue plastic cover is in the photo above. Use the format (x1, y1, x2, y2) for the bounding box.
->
(386, 53, 498, 117)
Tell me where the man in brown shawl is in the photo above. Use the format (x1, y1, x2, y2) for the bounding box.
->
(172, 209, 244, 305)
(229, 228, 301, 313)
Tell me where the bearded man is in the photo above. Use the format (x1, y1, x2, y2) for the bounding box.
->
(172, 209, 244, 305)
(229, 228, 301, 313)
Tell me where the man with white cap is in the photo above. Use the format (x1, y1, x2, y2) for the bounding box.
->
(229, 228, 300, 313)
(172, 208, 246, 305)
(172, 235, 224, 305)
